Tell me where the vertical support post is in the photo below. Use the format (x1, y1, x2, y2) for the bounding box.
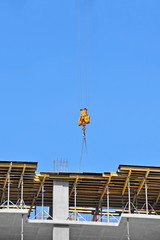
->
(35, 197, 37, 219)
(42, 181, 44, 219)
(127, 218, 130, 240)
(3, 188, 6, 204)
(21, 214, 24, 240)
(21, 174, 24, 207)
(74, 183, 77, 220)
(107, 184, 109, 223)
(17, 188, 20, 208)
(135, 194, 138, 213)
(122, 195, 124, 212)
(128, 176, 131, 214)
(7, 171, 10, 209)
(100, 200, 102, 222)
(145, 178, 148, 215)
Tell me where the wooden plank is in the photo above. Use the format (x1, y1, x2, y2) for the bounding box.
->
(0, 162, 36, 169)
(119, 166, 160, 172)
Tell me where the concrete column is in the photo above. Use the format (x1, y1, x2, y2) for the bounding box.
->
(53, 181, 69, 240)
(53, 226, 69, 240)
(53, 180, 69, 220)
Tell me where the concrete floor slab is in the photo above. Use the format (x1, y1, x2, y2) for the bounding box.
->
(0, 211, 160, 239)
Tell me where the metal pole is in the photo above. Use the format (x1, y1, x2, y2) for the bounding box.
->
(74, 183, 77, 220)
(17, 188, 20, 208)
(21, 174, 23, 207)
(21, 214, 24, 240)
(128, 176, 131, 214)
(7, 171, 10, 209)
(145, 178, 148, 215)
(3, 188, 6, 204)
(100, 200, 102, 222)
(135, 194, 138, 213)
(127, 218, 130, 240)
(122, 195, 124, 212)
(35, 197, 37, 219)
(107, 184, 109, 223)
(42, 182, 44, 219)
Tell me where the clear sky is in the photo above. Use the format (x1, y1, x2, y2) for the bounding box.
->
(0, 0, 160, 173)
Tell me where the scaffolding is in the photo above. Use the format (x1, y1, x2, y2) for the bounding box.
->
(0, 161, 160, 222)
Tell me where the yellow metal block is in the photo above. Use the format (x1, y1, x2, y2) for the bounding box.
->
(84, 115, 90, 124)
(78, 118, 82, 126)
(78, 108, 90, 126)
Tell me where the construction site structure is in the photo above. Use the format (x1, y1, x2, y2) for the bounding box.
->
(0, 160, 160, 239)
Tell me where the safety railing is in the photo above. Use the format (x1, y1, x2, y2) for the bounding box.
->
(0, 200, 18, 209)
(31, 209, 53, 220)
(67, 212, 87, 221)
(98, 212, 119, 223)
(67, 212, 119, 223)
(123, 201, 158, 215)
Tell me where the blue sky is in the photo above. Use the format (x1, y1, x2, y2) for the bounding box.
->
(0, 0, 160, 173)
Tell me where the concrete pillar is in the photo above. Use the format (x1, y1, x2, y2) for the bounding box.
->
(53, 226, 69, 240)
(53, 181, 69, 240)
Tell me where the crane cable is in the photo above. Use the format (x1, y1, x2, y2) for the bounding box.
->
(77, 0, 91, 172)
(77, 0, 82, 107)
(86, 0, 90, 108)
(77, 0, 90, 108)
(78, 127, 90, 172)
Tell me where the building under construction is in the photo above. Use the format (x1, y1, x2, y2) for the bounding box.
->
(0, 160, 160, 239)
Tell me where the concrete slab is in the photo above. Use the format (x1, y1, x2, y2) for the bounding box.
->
(0, 211, 160, 240)
(0, 209, 28, 240)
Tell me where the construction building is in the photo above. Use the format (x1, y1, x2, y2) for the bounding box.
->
(0, 160, 160, 239)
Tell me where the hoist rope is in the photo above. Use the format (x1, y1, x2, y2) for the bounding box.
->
(78, 136, 84, 172)
(77, 0, 91, 172)
(78, 134, 90, 172)
(84, 136, 90, 171)
(77, 0, 90, 108)
(77, 0, 82, 107)
(86, 0, 90, 108)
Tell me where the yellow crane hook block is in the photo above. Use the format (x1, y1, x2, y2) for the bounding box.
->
(78, 108, 90, 126)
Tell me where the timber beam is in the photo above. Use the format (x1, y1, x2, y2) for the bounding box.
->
(97, 177, 111, 211)
(156, 192, 160, 204)
(69, 177, 78, 198)
(133, 169, 150, 204)
(28, 175, 46, 217)
(18, 164, 26, 189)
(122, 169, 132, 196)
(1, 162, 12, 203)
